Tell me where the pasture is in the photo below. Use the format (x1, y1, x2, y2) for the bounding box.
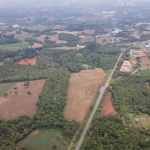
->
(0, 80, 46, 120)
(17, 129, 69, 150)
(64, 68, 106, 123)
(0, 42, 29, 51)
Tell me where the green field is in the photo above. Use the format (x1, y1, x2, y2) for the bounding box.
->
(135, 70, 150, 76)
(17, 129, 69, 150)
(0, 86, 12, 96)
(21, 24, 51, 30)
(0, 42, 29, 51)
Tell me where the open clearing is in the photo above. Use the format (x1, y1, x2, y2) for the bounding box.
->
(0, 80, 45, 120)
(17, 129, 68, 150)
(100, 92, 116, 117)
(96, 35, 106, 44)
(16, 57, 37, 65)
(64, 68, 106, 123)
(0, 42, 29, 51)
(79, 35, 94, 43)
(83, 29, 95, 35)
(20, 24, 50, 30)
(51, 46, 77, 50)
(6, 31, 33, 41)
(130, 56, 137, 65)
(28, 43, 43, 49)
(140, 56, 150, 70)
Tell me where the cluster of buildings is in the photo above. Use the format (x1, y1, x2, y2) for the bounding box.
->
(145, 42, 150, 50)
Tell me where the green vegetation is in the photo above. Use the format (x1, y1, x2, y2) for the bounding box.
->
(21, 24, 50, 30)
(0, 42, 29, 51)
(0, 85, 12, 96)
(18, 129, 69, 150)
(135, 70, 150, 76)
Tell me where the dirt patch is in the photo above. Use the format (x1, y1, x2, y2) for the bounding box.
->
(0, 62, 4, 67)
(100, 92, 116, 117)
(64, 68, 106, 123)
(36, 35, 47, 43)
(140, 56, 150, 69)
(28, 43, 43, 49)
(48, 34, 59, 41)
(16, 57, 37, 65)
(79, 35, 94, 43)
(56, 30, 81, 35)
(29, 130, 39, 137)
(55, 40, 68, 44)
(140, 51, 147, 57)
(0, 80, 46, 120)
(96, 35, 105, 44)
(83, 29, 95, 35)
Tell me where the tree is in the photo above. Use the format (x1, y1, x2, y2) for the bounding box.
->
(53, 145, 57, 149)
(4, 93, 8, 98)
(24, 81, 30, 88)
(27, 91, 31, 95)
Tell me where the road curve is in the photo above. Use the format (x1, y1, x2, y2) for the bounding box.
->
(75, 50, 124, 150)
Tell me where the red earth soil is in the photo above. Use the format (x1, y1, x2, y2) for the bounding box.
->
(100, 92, 116, 117)
(16, 57, 37, 65)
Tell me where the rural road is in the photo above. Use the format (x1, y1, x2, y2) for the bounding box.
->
(75, 50, 124, 150)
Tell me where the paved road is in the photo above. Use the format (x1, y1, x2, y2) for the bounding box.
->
(75, 50, 124, 150)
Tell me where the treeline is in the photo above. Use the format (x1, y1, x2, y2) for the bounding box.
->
(82, 117, 150, 150)
(0, 34, 21, 45)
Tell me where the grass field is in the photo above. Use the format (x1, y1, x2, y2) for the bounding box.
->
(0, 42, 29, 51)
(0, 85, 13, 97)
(64, 68, 106, 123)
(135, 70, 150, 76)
(51, 46, 77, 50)
(17, 129, 69, 150)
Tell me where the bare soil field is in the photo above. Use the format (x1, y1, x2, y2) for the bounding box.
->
(0, 62, 4, 67)
(28, 43, 43, 49)
(36, 35, 47, 43)
(140, 56, 150, 69)
(16, 57, 37, 65)
(83, 29, 95, 35)
(0, 80, 46, 120)
(100, 92, 116, 117)
(96, 35, 105, 44)
(64, 68, 106, 123)
(56, 40, 68, 44)
(6, 31, 33, 41)
(140, 51, 147, 57)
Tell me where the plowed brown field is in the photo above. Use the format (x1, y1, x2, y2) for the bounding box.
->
(16, 57, 37, 65)
(100, 92, 116, 117)
(64, 68, 106, 123)
(0, 80, 45, 120)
